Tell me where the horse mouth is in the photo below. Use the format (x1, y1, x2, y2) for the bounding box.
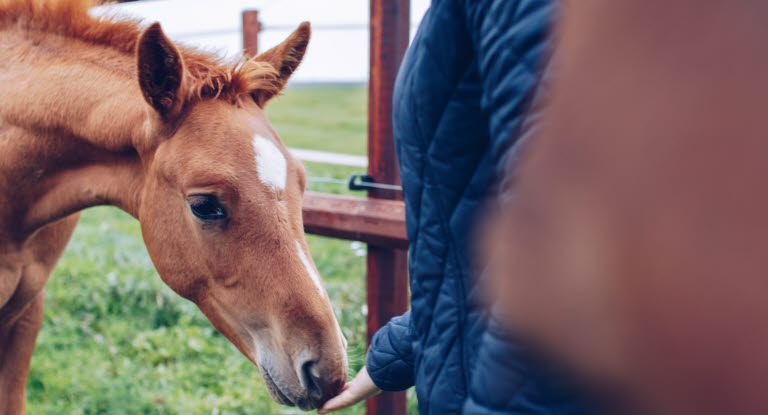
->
(261, 366, 320, 411)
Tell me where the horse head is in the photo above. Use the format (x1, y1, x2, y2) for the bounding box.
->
(131, 22, 347, 410)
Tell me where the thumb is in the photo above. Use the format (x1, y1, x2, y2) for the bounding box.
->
(318, 366, 381, 413)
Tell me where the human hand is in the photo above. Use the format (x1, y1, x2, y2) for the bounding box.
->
(318, 366, 381, 413)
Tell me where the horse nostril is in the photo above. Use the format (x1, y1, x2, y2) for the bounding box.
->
(301, 360, 324, 401)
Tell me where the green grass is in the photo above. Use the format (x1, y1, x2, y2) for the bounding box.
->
(26, 86, 416, 414)
(267, 85, 368, 156)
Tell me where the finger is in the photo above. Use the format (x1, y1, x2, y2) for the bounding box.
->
(319, 384, 370, 413)
(319, 381, 380, 413)
(318, 385, 359, 413)
(318, 367, 381, 414)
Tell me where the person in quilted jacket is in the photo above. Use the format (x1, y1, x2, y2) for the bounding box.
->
(320, 0, 589, 413)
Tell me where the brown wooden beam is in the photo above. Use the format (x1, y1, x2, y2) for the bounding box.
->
(242, 10, 260, 58)
(367, 1, 410, 414)
(302, 192, 408, 249)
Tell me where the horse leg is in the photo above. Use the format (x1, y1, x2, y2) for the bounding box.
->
(0, 291, 44, 415)
(0, 214, 79, 415)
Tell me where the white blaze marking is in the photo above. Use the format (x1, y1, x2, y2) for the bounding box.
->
(296, 241, 324, 296)
(252, 135, 287, 191)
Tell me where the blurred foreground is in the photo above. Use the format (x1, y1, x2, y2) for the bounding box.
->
(484, 2, 768, 414)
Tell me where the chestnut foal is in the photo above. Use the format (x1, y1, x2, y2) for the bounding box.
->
(0, 0, 347, 412)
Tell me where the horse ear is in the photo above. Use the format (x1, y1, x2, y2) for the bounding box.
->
(137, 22, 185, 118)
(251, 22, 310, 107)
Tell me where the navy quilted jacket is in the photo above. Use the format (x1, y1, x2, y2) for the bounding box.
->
(365, 0, 588, 414)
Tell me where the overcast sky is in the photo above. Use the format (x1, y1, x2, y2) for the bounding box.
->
(96, 0, 431, 83)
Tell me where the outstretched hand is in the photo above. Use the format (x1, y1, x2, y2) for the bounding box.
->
(318, 366, 381, 413)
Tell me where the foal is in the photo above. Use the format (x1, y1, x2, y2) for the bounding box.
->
(0, 0, 347, 412)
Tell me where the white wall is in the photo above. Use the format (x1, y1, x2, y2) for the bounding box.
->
(96, 0, 430, 84)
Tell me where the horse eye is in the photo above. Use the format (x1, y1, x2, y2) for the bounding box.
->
(187, 195, 227, 222)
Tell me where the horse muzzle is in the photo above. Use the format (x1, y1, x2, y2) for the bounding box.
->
(259, 355, 346, 411)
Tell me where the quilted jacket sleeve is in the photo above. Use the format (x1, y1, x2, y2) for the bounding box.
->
(365, 311, 416, 391)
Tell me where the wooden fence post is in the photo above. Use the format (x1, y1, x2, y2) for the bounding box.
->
(367, 1, 410, 415)
(242, 10, 260, 58)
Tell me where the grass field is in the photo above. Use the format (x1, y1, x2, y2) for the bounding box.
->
(26, 85, 417, 415)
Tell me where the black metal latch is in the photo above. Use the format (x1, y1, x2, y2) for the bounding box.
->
(348, 173, 403, 192)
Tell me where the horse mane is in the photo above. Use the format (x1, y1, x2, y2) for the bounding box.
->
(0, 0, 281, 104)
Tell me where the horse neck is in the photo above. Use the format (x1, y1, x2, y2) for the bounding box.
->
(0, 30, 151, 240)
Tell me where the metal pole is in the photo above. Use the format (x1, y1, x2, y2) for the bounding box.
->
(366, 0, 410, 414)
(242, 10, 260, 58)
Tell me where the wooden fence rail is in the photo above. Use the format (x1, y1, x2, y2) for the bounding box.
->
(302, 192, 408, 249)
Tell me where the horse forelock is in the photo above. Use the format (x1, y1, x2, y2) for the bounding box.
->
(0, 0, 281, 105)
